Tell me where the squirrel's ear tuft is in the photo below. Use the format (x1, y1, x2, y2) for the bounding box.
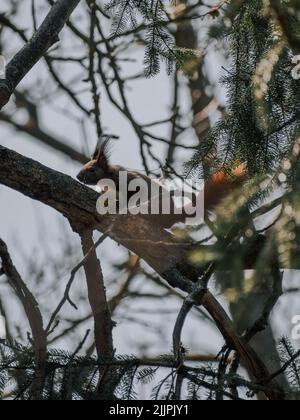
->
(92, 148, 101, 161)
(92, 137, 112, 170)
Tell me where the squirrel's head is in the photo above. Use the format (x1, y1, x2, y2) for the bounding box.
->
(77, 139, 110, 185)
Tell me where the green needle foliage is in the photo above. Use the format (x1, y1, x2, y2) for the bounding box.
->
(1, 0, 300, 401)
(0, 341, 299, 400)
(188, 0, 300, 178)
(105, 0, 199, 76)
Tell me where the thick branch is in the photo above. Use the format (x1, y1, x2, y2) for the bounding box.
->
(80, 231, 114, 361)
(0, 0, 81, 110)
(0, 145, 194, 283)
(200, 292, 284, 399)
(0, 145, 285, 399)
(0, 239, 47, 398)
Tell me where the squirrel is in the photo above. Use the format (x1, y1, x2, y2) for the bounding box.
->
(77, 138, 155, 194)
(77, 139, 246, 228)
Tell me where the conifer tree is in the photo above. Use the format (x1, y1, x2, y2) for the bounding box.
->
(0, 0, 300, 400)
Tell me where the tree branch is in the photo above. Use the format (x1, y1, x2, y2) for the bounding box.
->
(45, 233, 108, 334)
(0, 111, 88, 164)
(0, 145, 194, 282)
(0, 238, 47, 399)
(80, 231, 117, 397)
(0, 145, 285, 399)
(80, 231, 114, 361)
(0, 0, 81, 110)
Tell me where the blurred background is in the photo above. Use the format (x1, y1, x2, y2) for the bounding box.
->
(0, 0, 299, 399)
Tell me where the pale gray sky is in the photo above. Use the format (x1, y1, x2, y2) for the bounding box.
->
(0, 1, 298, 395)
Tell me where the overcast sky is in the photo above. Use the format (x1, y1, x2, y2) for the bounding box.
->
(0, 2, 298, 392)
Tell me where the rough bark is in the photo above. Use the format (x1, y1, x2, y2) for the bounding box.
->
(80, 231, 114, 360)
(0, 145, 285, 399)
(0, 239, 47, 399)
(0, 0, 81, 110)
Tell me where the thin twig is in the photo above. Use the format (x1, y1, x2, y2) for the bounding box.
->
(46, 234, 108, 334)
